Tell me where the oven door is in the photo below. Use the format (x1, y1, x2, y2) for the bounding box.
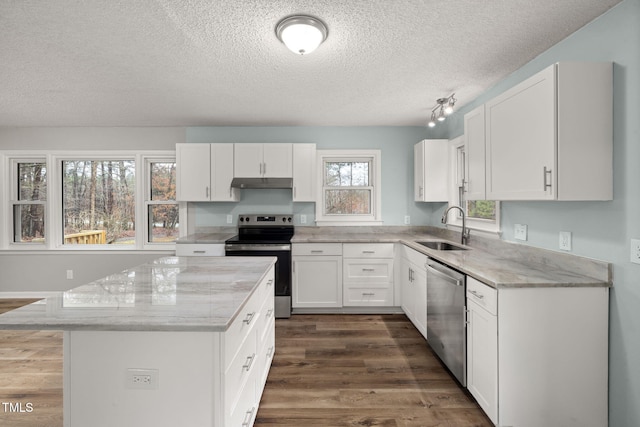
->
(224, 244, 291, 318)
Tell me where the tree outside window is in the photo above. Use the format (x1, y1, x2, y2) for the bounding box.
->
(324, 161, 372, 215)
(148, 162, 179, 243)
(13, 162, 47, 243)
(62, 160, 136, 245)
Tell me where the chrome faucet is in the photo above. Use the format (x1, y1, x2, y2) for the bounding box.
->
(441, 206, 470, 245)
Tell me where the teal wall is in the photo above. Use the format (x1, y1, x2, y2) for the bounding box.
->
(186, 126, 446, 227)
(444, 1, 639, 425)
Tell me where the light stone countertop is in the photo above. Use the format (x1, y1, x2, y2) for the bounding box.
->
(0, 256, 276, 332)
(176, 232, 237, 244)
(292, 230, 611, 289)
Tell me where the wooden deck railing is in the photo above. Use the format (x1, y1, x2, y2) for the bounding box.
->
(64, 230, 107, 244)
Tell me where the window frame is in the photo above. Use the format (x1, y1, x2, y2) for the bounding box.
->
(8, 156, 48, 246)
(447, 137, 501, 235)
(315, 149, 382, 226)
(2, 150, 183, 251)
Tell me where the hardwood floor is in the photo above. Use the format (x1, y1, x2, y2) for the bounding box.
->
(0, 300, 63, 427)
(256, 314, 492, 427)
(0, 302, 492, 427)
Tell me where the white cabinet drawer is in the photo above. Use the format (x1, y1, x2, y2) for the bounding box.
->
(343, 259, 393, 283)
(258, 291, 275, 349)
(175, 243, 225, 256)
(344, 287, 393, 306)
(224, 268, 274, 367)
(225, 328, 257, 416)
(228, 370, 257, 427)
(343, 243, 394, 258)
(256, 316, 275, 395)
(467, 276, 497, 315)
(292, 243, 343, 256)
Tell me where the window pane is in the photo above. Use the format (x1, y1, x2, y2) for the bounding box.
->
(62, 160, 136, 245)
(18, 162, 47, 201)
(151, 162, 176, 201)
(13, 204, 45, 243)
(325, 189, 371, 215)
(148, 205, 179, 243)
(467, 200, 496, 221)
(325, 162, 369, 187)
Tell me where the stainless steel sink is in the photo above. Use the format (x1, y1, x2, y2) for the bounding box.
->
(416, 241, 469, 251)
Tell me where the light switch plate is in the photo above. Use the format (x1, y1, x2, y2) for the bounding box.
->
(300, 214, 307, 224)
(559, 231, 572, 251)
(404, 215, 411, 225)
(226, 215, 233, 224)
(630, 239, 640, 264)
(514, 224, 528, 241)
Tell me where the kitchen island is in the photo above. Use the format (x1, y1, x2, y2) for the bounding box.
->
(0, 256, 276, 427)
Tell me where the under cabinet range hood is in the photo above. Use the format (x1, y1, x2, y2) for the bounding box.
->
(230, 177, 293, 189)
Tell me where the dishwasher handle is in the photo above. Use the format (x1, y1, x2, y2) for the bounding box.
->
(425, 261, 464, 287)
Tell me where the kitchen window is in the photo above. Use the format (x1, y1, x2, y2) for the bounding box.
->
(316, 150, 382, 225)
(10, 159, 47, 244)
(448, 138, 500, 234)
(2, 151, 180, 250)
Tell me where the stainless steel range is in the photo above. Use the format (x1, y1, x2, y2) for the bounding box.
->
(225, 214, 294, 318)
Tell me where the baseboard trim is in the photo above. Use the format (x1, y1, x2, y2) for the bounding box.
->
(292, 306, 405, 315)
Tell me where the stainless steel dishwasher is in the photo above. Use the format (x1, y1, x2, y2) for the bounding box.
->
(426, 259, 467, 386)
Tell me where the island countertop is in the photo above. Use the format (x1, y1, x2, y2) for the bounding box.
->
(0, 256, 276, 332)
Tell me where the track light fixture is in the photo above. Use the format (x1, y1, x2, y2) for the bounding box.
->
(427, 94, 456, 128)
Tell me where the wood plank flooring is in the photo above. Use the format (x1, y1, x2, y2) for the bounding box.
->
(0, 301, 492, 427)
(256, 314, 492, 427)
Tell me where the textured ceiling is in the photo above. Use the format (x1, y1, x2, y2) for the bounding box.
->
(0, 0, 622, 127)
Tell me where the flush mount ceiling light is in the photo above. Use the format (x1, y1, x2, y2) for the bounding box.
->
(427, 94, 457, 128)
(276, 15, 328, 55)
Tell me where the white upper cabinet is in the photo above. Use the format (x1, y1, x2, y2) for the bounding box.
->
(176, 143, 239, 202)
(292, 143, 316, 202)
(464, 104, 486, 201)
(234, 143, 293, 178)
(414, 139, 449, 202)
(485, 62, 612, 201)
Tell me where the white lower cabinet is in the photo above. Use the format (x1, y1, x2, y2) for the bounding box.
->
(343, 243, 394, 307)
(466, 276, 609, 427)
(292, 243, 343, 308)
(400, 246, 427, 338)
(466, 277, 498, 424)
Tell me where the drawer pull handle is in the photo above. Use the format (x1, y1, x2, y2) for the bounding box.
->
(362, 292, 375, 296)
(267, 279, 274, 287)
(310, 250, 324, 253)
(243, 312, 256, 325)
(193, 250, 206, 254)
(362, 268, 375, 272)
(362, 250, 375, 254)
(469, 290, 485, 299)
(242, 353, 256, 371)
(242, 407, 256, 427)
(266, 308, 274, 319)
(267, 346, 275, 358)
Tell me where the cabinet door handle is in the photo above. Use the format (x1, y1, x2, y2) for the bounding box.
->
(543, 166, 553, 191)
(310, 250, 324, 253)
(243, 312, 256, 325)
(242, 407, 256, 427)
(362, 268, 375, 272)
(362, 292, 375, 296)
(242, 353, 256, 371)
(469, 290, 484, 299)
(205, 186, 209, 198)
(193, 250, 206, 254)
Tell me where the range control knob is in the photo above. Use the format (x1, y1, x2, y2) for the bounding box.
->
(287, 217, 292, 222)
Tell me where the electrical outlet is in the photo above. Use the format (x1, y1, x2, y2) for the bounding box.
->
(404, 215, 410, 225)
(226, 214, 233, 224)
(300, 214, 307, 224)
(630, 239, 640, 265)
(559, 231, 572, 251)
(126, 369, 159, 390)
(514, 224, 528, 241)
(66, 270, 74, 280)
